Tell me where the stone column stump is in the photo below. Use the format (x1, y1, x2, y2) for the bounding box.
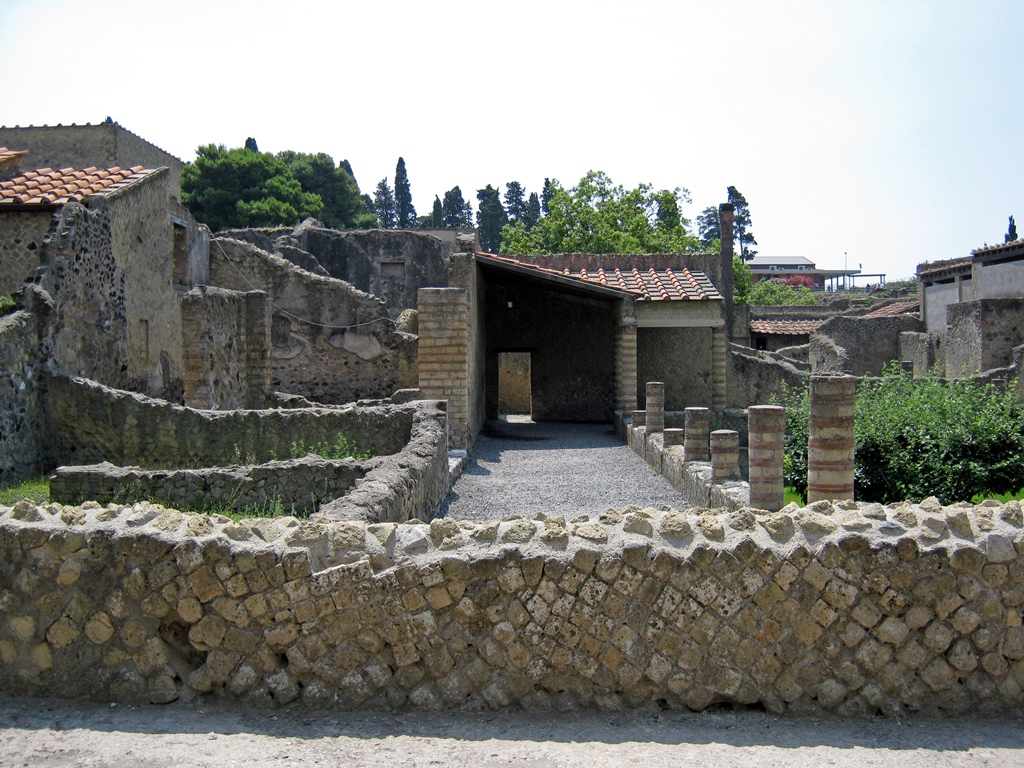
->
(711, 429, 740, 483)
(748, 405, 786, 512)
(807, 374, 856, 502)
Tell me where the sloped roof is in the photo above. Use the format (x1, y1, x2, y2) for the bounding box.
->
(0, 147, 27, 165)
(972, 239, 1024, 258)
(0, 165, 156, 206)
(917, 257, 972, 279)
(860, 300, 920, 318)
(750, 318, 825, 335)
(476, 254, 722, 302)
(748, 255, 816, 268)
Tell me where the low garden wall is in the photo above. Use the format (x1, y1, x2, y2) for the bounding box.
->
(3, 497, 1023, 716)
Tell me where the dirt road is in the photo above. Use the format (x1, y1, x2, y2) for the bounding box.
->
(1, 696, 1021, 767)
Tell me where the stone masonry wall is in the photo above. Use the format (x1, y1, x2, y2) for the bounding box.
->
(810, 316, 924, 376)
(2, 498, 1024, 716)
(0, 311, 49, 484)
(0, 211, 51, 296)
(209, 237, 415, 404)
(945, 298, 1024, 377)
(46, 375, 414, 469)
(638, 327, 713, 410)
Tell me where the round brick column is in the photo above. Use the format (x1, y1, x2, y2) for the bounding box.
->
(664, 428, 684, 447)
(632, 410, 646, 428)
(683, 407, 711, 462)
(645, 382, 665, 434)
(711, 430, 740, 482)
(748, 405, 786, 512)
(807, 374, 856, 502)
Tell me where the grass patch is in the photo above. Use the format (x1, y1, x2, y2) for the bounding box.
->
(783, 486, 805, 507)
(972, 487, 1024, 505)
(0, 295, 16, 316)
(0, 476, 50, 505)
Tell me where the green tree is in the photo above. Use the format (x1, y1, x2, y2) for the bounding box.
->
(541, 178, 555, 215)
(524, 193, 541, 230)
(733, 257, 752, 304)
(441, 186, 473, 227)
(431, 196, 443, 227)
(501, 171, 702, 255)
(394, 157, 417, 228)
(476, 185, 507, 253)
(244, 137, 259, 152)
(727, 186, 757, 259)
(182, 144, 323, 232)
(504, 181, 528, 224)
(747, 277, 817, 306)
(1007, 215, 1018, 243)
(696, 205, 721, 250)
(373, 178, 396, 229)
(277, 150, 372, 229)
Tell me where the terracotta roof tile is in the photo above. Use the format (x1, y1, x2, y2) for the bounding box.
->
(0, 164, 155, 206)
(861, 300, 920, 318)
(973, 239, 1024, 257)
(750, 319, 825, 335)
(476, 253, 722, 301)
(918, 257, 972, 278)
(0, 147, 28, 165)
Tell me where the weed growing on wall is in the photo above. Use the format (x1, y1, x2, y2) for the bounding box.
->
(0, 476, 49, 505)
(0, 295, 16, 316)
(291, 435, 371, 461)
(777, 366, 1024, 504)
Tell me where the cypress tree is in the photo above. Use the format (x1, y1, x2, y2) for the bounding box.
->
(394, 157, 416, 228)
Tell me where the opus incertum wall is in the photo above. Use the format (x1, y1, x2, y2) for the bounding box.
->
(2, 497, 1024, 716)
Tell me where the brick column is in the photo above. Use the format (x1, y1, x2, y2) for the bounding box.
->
(418, 288, 471, 449)
(615, 317, 638, 414)
(711, 430, 740, 483)
(748, 405, 785, 512)
(807, 374, 856, 502)
(632, 410, 646, 427)
(645, 381, 665, 433)
(683, 407, 710, 462)
(712, 326, 727, 411)
(664, 428, 684, 447)
(244, 290, 270, 408)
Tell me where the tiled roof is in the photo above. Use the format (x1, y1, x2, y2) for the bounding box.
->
(750, 319, 825, 335)
(973, 239, 1024, 258)
(0, 165, 155, 206)
(476, 254, 722, 302)
(0, 147, 27, 165)
(861, 300, 920, 318)
(917, 257, 972, 278)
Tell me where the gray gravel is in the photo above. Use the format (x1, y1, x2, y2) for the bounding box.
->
(438, 417, 689, 521)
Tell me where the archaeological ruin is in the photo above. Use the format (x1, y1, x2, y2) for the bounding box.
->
(1, 123, 1024, 715)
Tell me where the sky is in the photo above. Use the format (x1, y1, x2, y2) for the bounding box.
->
(1, 0, 1022, 281)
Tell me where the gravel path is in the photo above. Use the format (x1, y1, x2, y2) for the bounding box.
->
(438, 418, 689, 522)
(1, 696, 1022, 767)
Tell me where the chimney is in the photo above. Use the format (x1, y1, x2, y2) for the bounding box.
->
(719, 203, 735, 338)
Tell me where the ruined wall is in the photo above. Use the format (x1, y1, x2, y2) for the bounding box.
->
(810, 316, 924, 375)
(181, 287, 270, 411)
(3, 498, 1024, 716)
(727, 346, 808, 408)
(900, 332, 941, 376)
(47, 375, 414, 469)
(0, 123, 182, 199)
(945, 298, 1024, 376)
(37, 171, 184, 400)
(0, 211, 50, 296)
(303, 229, 451, 318)
(209, 238, 415, 404)
(484, 281, 616, 422)
(924, 280, 968, 334)
(638, 327, 714, 410)
(0, 311, 49, 484)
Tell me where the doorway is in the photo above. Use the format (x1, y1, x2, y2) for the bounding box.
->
(498, 351, 531, 416)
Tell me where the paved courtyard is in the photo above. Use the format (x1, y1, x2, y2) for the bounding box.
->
(438, 417, 689, 522)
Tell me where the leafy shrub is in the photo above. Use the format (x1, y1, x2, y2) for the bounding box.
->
(748, 278, 818, 306)
(778, 366, 1024, 504)
(291, 434, 370, 461)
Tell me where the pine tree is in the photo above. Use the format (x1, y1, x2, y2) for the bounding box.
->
(1006, 215, 1018, 243)
(431, 196, 443, 227)
(244, 137, 259, 152)
(441, 186, 473, 227)
(394, 157, 417, 228)
(476, 185, 507, 252)
(373, 178, 396, 228)
(727, 186, 758, 259)
(696, 205, 721, 249)
(541, 178, 556, 215)
(504, 181, 528, 224)
(524, 193, 541, 230)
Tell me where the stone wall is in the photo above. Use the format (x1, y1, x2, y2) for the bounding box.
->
(638, 328, 713, 410)
(208, 237, 416, 404)
(0, 122, 182, 200)
(727, 345, 808, 408)
(900, 332, 941, 376)
(46, 375, 414, 469)
(3, 497, 1024, 716)
(0, 311, 49, 484)
(181, 287, 271, 410)
(0, 211, 50, 296)
(945, 298, 1024, 376)
(810, 316, 924, 376)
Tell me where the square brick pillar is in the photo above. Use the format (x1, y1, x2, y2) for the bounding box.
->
(418, 287, 471, 449)
(615, 315, 638, 415)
